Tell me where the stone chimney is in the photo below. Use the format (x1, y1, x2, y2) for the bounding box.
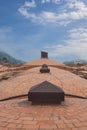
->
(41, 51, 48, 59)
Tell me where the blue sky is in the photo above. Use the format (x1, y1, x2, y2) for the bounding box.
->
(0, 0, 87, 62)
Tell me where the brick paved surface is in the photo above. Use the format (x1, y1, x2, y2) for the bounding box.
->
(25, 58, 65, 66)
(0, 67, 87, 99)
(0, 59, 87, 130)
(0, 98, 87, 130)
(0, 65, 8, 72)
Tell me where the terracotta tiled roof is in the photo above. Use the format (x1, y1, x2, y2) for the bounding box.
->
(0, 59, 87, 130)
(0, 98, 87, 130)
(0, 65, 8, 72)
(80, 65, 87, 71)
(0, 67, 87, 99)
(25, 58, 65, 66)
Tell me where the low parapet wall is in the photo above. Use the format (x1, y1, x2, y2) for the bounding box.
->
(7, 64, 76, 72)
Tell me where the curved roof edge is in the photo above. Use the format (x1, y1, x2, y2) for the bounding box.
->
(25, 58, 65, 66)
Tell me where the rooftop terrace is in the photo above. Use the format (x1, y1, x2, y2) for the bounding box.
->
(0, 54, 87, 130)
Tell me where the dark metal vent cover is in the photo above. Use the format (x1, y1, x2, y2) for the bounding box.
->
(40, 64, 50, 73)
(28, 81, 64, 103)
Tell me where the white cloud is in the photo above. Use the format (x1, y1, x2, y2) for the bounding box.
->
(18, 7, 37, 19)
(52, 0, 60, 4)
(41, 0, 60, 4)
(18, 0, 87, 25)
(24, 0, 36, 8)
(18, 0, 37, 19)
(42, 0, 51, 3)
(45, 27, 87, 60)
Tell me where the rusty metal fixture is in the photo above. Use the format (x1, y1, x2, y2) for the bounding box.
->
(28, 81, 65, 103)
(40, 64, 50, 73)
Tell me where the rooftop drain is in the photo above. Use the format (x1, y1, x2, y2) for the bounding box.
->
(28, 81, 65, 103)
(40, 64, 50, 73)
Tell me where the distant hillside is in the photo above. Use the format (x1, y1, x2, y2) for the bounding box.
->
(0, 51, 24, 65)
(64, 59, 87, 66)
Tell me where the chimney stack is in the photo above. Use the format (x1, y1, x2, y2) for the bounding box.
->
(41, 51, 48, 59)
